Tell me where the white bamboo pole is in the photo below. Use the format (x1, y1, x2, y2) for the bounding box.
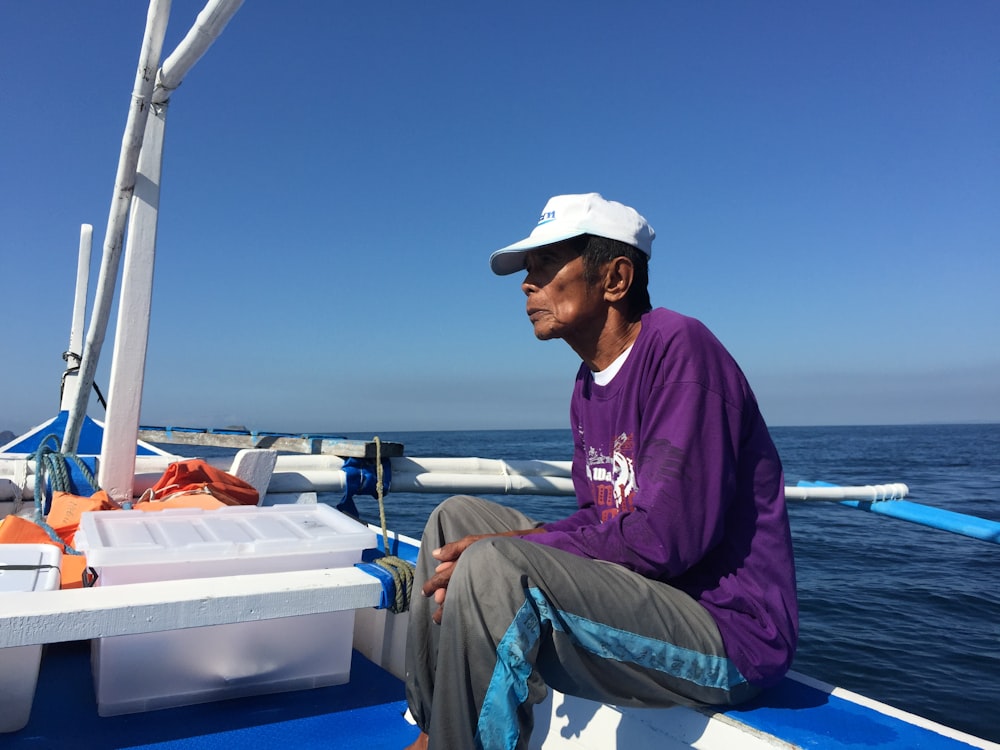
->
(154, 0, 244, 105)
(1, 451, 908, 505)
(785, 484, 909, 501)
(264, 470, 577, 496)
(274, 455, 574, 479)
(59, 224, 94, 411)
(61, 0, 171, 454)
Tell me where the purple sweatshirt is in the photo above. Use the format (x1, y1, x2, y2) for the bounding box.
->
(528, 308, 798, 687)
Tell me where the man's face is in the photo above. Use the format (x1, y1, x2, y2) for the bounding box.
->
(521, 241, 605, 343)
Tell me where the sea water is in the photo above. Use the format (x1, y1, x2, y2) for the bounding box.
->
(205, 423, 1000, 743)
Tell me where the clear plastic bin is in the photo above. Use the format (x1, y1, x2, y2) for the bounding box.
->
(77, 505, 376, 716)
(0, 544, 62, 732)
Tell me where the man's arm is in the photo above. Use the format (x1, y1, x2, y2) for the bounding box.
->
(526, 381, 740, 580)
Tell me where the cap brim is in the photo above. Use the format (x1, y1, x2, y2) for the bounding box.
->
(489, 230, 586, 275)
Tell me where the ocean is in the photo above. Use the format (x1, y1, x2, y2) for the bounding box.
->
(188, 423, 1000, 743)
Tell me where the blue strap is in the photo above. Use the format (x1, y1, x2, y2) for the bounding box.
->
(355, 562, 396, 610)
(337, 457, 392, 518)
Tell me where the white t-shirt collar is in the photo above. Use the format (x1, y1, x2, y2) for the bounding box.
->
(593, 344, 634, 386)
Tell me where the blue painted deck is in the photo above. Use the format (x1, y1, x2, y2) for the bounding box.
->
(8, 640, 985, 749)
(0, 412, 162, 457)
(723, 677, 981, 749)
(8, 641, 416, 750)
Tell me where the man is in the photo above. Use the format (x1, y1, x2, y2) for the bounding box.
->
(404, 193, 798, 750)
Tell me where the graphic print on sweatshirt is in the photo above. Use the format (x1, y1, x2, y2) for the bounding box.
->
(586, 432, 637, 522)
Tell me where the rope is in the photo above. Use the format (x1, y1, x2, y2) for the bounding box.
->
(371, 436, 415, 613)
(60, 351, 108, 409)
(31, 433, 98, 556)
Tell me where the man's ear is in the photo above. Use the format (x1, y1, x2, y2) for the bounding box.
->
(603, 257, 635, 302)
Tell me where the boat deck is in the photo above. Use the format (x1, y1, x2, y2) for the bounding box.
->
(726, 676, 985, 750)
(8, 640, 990, 749)
(10, 641, 414, 749)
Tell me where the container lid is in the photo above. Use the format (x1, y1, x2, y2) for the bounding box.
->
(77, 504, 377, 566)
(0, 544, 62, 593)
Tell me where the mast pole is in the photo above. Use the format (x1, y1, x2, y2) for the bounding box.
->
(61, 0, 172, 454)
(59, 224, 94, 412)
(99, 0, 244, 500)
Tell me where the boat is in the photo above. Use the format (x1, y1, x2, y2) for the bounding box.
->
(2, 2, 999, 747)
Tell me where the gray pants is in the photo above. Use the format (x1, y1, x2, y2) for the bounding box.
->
(404, 496, 757, 750)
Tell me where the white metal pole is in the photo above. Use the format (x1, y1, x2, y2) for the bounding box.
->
(99, 103, 168, 501)
(61, 0, 171, 454)
(59, 224, 93, 411)
(69, 224, 92, 358)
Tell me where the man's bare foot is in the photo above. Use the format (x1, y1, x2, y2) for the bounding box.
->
(404, 730, 429, 750)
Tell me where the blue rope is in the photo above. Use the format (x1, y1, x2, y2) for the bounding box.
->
(32, 433, 99, 556)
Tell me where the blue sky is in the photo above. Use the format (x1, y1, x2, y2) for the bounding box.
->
(2, 1, 998, 435)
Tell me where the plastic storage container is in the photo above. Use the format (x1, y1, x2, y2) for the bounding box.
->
(77, 504, 376, 716)
(0, 544, 62, 732)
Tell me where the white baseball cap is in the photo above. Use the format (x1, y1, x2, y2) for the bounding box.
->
(490, 193, 655, 276)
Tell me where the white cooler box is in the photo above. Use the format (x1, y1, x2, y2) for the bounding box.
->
(77, 504, 376, 716)
(0, 544, 62, 732)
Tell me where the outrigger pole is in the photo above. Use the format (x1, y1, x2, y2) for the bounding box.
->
(797, 481, 1000, 544)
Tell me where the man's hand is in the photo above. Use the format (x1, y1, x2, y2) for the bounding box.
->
(422, 533, 489, 624)
(422, 528, 544, 624)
